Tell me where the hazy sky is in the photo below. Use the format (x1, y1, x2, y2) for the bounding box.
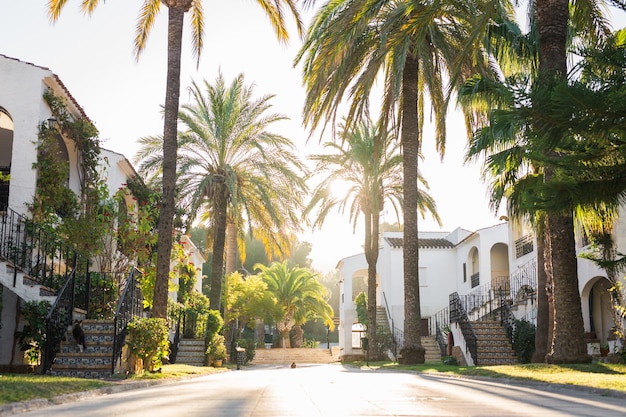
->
(1, 1, 624, 273)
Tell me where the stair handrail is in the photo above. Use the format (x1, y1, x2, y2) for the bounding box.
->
(500, 293, 516, 345)
(449, 292, 478, 365)
(382, 291, 404, 358)
(112, 267, 143, 374)
(42, 264, 77, 374)
(428, 306, 450, 357)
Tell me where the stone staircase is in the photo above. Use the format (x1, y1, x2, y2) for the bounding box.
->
(175, 339, 205, 366)
(376, 307, 441, 363)
(0, 262, 57, 305)
(252, 347, 337, 365)
(472, 320, 517, 365)
(50, 319, 115, 378)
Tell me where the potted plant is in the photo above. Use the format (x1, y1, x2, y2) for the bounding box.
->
(207, 333, 227, 367)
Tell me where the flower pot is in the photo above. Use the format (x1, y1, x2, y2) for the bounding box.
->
(212, 359, 223, 367)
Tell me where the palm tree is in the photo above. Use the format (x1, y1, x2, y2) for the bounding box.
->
(462, 15, 621, 364)
(304, 117, 439, 359)
(296, 0, 503, 363)
(255, 261, 333, 348)
(48, 0, 306, 319)
(134, 73, 308, 311)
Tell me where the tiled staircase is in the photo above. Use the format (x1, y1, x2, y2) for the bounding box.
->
(376, 307, 441, 362)
(50, 320, 115, 378)
(252, 347, 337, 365)
(175, 339, 205, 366)
(472, 320, 517, 365)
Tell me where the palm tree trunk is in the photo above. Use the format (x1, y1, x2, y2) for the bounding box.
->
(536, 0, 589, 363)
(225, 222, 238, 275)
(152, 5, 187, 319)
(545, 213, 589, 363)
(532, 228, 550, 362)
(364, 209, 379, 360)
(209, 189, 228, 311)
(400, 52, 425, 364)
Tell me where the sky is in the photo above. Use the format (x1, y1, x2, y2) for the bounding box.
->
(1, 1, 625, 274)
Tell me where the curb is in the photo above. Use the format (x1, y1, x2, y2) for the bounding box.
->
(0, 377, 191, 417)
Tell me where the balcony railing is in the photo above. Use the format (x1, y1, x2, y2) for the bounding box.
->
(515, 234, 534, 258)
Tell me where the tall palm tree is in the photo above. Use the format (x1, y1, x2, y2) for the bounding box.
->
(462, 14, 622, 364)
(134, 74, 308, 311)
(304, 117, 439, 359)
(296, 0, 504, 363)
(48, 0, 306, 319)
(255, 261, 334, 348)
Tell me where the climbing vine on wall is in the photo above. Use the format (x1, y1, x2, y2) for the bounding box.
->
(31, 89, 105, 258)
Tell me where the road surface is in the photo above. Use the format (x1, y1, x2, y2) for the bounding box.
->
(14, 364, 626, 416)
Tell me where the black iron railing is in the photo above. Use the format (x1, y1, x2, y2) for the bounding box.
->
(509, 258, 537, 303)
(382, 292, 404, 358)
(515, 234, 534, 258)
(112, 267, 143, 374)
(0, 203, 88, 296)
(450, 292, 478, 365)
(428, 306, 450, 357)
(43, 267, 77, 374)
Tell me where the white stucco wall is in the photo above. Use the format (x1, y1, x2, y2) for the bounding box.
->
(0, 56, 52, 215)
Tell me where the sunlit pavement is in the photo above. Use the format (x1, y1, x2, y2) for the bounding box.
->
(8, 364, 626, 417)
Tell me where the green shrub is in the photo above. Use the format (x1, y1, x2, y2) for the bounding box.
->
(126, 318, 169, 373)
(512, 319, 536, 364)
(15, 300, 50, 365)
(442, 355, 458, 365)
(206, 333, 227, 361)
(302, 338, 320, 348)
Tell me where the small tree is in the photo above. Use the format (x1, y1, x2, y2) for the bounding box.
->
(126, 317, 169, 374)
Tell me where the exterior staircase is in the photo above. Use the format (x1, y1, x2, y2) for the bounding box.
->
(0, 262, 57, 305)
(252, 347, 337, 365)
(376, 307, 441, 362)
(50, 320, 115, 378)
(472, 320, 517, 365)
(175, 339, 205, 366)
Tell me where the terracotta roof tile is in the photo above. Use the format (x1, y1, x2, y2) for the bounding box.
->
(0, 54, 90, 121)
(385, 237, 454, 249)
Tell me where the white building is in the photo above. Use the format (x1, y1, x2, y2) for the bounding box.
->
(337, 216, 623, 364)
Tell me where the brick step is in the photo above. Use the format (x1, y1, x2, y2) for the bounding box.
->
(60, 342, 114, 354)
(50, 369, 111, 379)
(54, 355, 112, 367)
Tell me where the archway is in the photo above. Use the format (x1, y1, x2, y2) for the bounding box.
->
(581, 276, 614, 343)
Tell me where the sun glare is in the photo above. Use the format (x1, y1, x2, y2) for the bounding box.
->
(330, 179, 352, 199)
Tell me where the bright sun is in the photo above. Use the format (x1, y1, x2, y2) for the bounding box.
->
(330, 179, 352, 199)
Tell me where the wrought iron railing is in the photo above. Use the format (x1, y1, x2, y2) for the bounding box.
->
(515, 234, 534, 258)
(450, 292, 478, 365)
(382, 292, 404, 358)
(509, 258, 537, 303)
(428, 306, 450, 357)
(42, 267, 77, 374)
(169, 313, 182, 363)
(112, 267, 143, 374)
(0, 203, 88, 296)
(500, 294, 516, 344)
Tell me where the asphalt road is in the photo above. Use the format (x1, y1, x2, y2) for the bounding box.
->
(11, 364, 626, 416)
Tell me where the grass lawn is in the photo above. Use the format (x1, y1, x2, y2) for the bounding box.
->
(350, 361, 626, 393)
(0, 364, 230, 405)
(1, 362, 624, 406)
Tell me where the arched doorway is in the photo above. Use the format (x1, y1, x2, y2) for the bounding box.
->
(582, 276, 614, 343)
(0, 107, 14, 209)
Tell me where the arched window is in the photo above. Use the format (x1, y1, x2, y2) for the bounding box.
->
(0, 107, 14, 209)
